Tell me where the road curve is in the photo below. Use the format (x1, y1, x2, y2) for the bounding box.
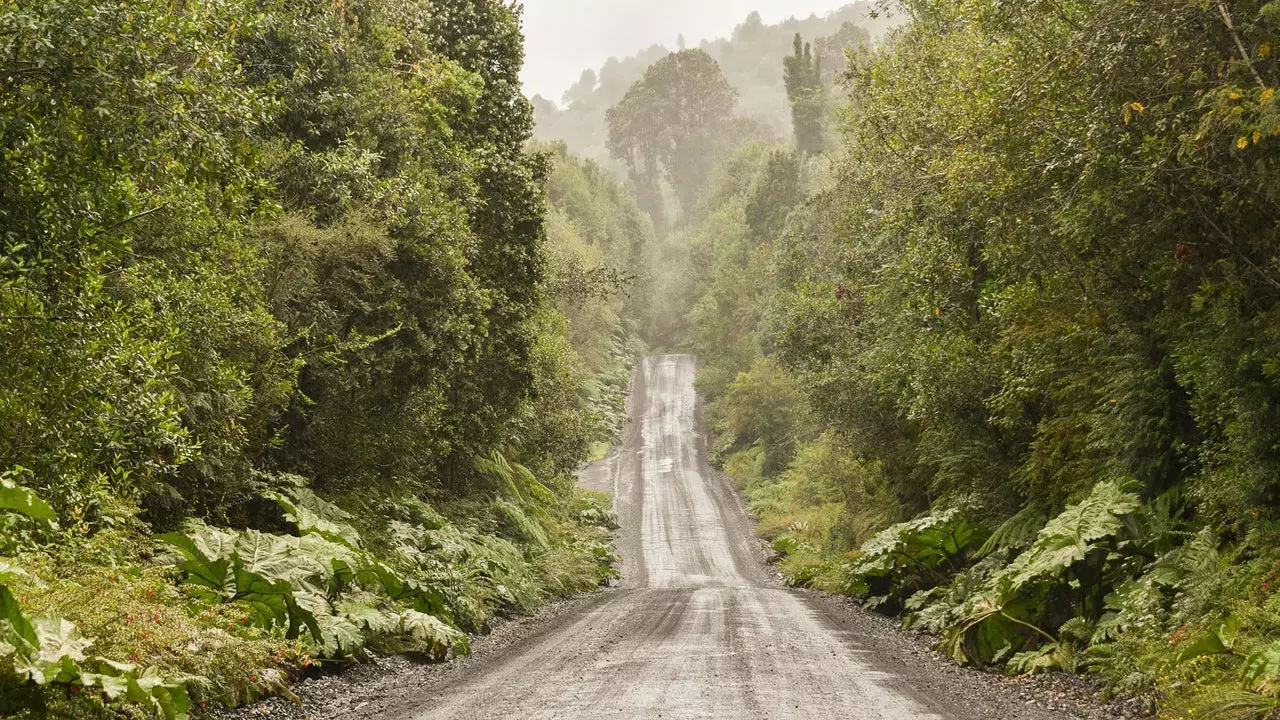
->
(401, 355, 1028, 719)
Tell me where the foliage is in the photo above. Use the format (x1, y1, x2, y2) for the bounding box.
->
(651, 0, 1280, 714)
(0, 0, 633, 715)
(533, 4, 881, 165)
(941, 481, 1143, 667)
(606, 49, 740, 223)
(842, 509, 987, 609)
(0, 482, 192, 718)
(783, 34, 827, 155)
(158, 488, 468, 662)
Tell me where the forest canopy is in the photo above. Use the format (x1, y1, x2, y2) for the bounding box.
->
(0, 0, 644, 716)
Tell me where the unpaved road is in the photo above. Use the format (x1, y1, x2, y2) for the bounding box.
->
(383, 355, 1095, 720)
(237, 355, 1130, 720)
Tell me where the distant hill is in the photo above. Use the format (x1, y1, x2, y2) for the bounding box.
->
(531, 3, 896, 168)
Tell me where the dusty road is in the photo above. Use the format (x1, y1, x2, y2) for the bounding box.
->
(392, 355, 1078, 720)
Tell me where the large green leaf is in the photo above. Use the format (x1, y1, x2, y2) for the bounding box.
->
(844, 508, 986, 603)
(0, 473, 56, 522)
(158, 531, 233, 597)
(400, 610, 468, 657)
(234, 531, 324, 586)
(1176, 616, 1242, 665)
(997, 480, 1141, 595)
(1241, 643, 1280, 690)
(13, 616, 92, 685)
(315, 613, 365, 658)
(268, 488, 363, 550)
(0, 584, 38, 660)
(231, 567, 293, 631)
(292, 533, 362, 589)
(941, 481, 1143, 667)
(0, 561, 27, 587)
(83, 660, 194, 720)
(337, 596, 400, 636)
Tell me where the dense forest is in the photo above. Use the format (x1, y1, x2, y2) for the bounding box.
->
(614, 1, 1280, 718)
(530, 3, 895, 173)
(0, 1, 651, 717)
(10, 0, 1280, 717)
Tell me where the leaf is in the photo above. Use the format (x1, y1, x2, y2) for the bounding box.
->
(231, 567, 292, 631)
(315, 613, 365, 658)
(977, 506, 1047, 558)
(292, 533, 361, 589)
(234, 531, 324, 585)
(268, 488, 363, 549)
(400, 610, 468, 657)
(0, 473, 56, 522)
(0, 560, 28, 586)
(0, 584, 38, 659)
(1241, 643, 1280, 690)
(14, 616, 93, 686)
(998, 480, 1140, 593)
(83, 662, 194, 720)
(158, 531, 232, 597)
(336, 596, 400, 635)
(1176, 632, 1229, 664)
(852, 508, 967, 577)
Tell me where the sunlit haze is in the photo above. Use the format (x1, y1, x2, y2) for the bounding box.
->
(520, 0, 860, 103)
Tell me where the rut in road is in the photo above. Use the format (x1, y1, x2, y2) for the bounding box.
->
(401, 356, 1030, 719)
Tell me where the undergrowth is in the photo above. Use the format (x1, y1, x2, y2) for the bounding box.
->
(737, 454, 1280, 719)
(0, 462, 620, 718)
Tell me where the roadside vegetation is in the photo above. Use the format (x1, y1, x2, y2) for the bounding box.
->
(580, 1, 1280, 718)
(0, 1, 645, 717)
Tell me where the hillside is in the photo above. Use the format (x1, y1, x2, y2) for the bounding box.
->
(531, 3, 894, 168)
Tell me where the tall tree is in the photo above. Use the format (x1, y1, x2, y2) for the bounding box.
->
(606, 49, 738, 224)
(783, 33, 826, 155)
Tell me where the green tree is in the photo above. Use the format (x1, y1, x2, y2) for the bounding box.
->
(606, 49, 739, 224)
(783, 34, 826, 154)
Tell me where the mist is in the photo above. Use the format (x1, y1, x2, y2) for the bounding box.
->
(520, 0, 864, 102)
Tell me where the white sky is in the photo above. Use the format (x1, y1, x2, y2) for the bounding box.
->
(520, 0, 856, 102)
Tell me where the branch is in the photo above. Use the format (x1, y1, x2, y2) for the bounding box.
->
(0, 314, 66, 322)
(97, 204, 170, 235)
(999, 611, 1059, 645)
(1217, 2, 1267, 89)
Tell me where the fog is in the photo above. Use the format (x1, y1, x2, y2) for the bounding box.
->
(521, 0, 859, 102)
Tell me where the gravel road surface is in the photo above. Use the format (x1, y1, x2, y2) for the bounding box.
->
(384, 355, 1114, 720)
(233, 355, 1141, 720)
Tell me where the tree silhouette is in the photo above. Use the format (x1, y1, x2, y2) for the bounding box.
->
(783, 33, 826, 155)
(606, 50, 738, 226)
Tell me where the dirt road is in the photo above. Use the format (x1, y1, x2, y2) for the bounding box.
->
(387, 355, 1088, 720)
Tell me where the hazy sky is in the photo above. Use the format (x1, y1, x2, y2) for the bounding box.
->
(521, 0, 856, 103)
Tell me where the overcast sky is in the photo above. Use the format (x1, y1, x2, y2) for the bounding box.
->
(520, 0, 856, 103)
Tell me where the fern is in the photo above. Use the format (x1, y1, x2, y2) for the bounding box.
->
(977, 505, 1046, 558)
(477, 452, 555, 510)
(493, 498, 550, 550)
(997, 479, 1141, 592)
(1241, 643, 1280, 692)
(1059, 617, 1095, 643)
(1192, 691, 1280, 720)
(943, 480, 1141, 667)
